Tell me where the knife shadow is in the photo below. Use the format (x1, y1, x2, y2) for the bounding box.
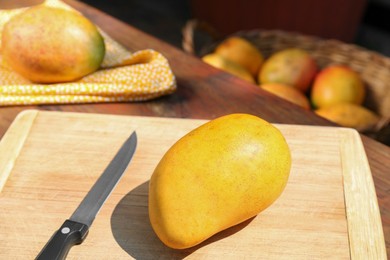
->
(110, 181, 254, 259)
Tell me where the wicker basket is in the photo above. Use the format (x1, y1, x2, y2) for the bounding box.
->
(182, 20, 390, 145)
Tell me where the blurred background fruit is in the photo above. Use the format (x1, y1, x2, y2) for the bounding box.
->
(80, 0, 390, 145)
(310, 65, 365, 109)
(260, 83, 311, 109)
(315, 103, 380, 132)
(202, 53, 255, 83)
(184, 25, 389, 143)
(214, 36, 264, 77)
(258, 48, 317, 93)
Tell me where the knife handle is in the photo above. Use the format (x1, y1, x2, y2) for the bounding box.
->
(36, 219, 89, 260)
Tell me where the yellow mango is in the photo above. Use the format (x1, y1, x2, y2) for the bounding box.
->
(1, 6, 105, 83)
(260, 83, 311, 109)
(202, 53, 256, 83)
(310, 65, 365, 109)
(149, 114, 291, 249)
(259, 48, 317, 93)
(315, 103, 380, 132)
(214, 37, 264, 77)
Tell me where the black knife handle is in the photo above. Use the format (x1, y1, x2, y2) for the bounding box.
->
(36, 219, 89, 260)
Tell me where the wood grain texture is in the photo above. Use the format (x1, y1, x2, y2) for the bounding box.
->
(0, 110, 38, 191)
(0, 110, 385, 259)
(0, 1, 389, 256)
(339, 129, 386, 259)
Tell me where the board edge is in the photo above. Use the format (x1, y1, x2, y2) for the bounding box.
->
(339, 128, 387, 259)
(0, 109, 39, 192)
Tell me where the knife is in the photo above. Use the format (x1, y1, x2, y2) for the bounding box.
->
(36, 131, 137, 260)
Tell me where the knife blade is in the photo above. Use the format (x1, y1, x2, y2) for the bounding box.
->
(36, 131, 137, 260)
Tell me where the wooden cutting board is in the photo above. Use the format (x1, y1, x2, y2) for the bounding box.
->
(0, 110, 386, 259)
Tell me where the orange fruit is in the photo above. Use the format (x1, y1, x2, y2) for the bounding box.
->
(315, 103, 379, 132)
(310, 65, 365, 108)
(202, 53, 255, 83)
(259, 48, 317, 93)
(214, 37, 264, 77)
(260, 83, 311, 109)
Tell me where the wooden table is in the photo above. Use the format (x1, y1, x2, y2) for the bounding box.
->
(1, 0, 389, 256)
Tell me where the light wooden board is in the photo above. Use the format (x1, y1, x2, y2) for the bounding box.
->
(0, 110, 386, 259)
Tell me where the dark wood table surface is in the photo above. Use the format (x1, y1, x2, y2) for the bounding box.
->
(1, 0, 390, 256)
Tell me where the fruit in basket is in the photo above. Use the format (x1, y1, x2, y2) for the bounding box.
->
(149, 114, 291, 249)
(315, 103, 380, 131)
(214, 36, 264, 77)
(1, 5, 105, 83)
(310, 65, 365, 108)
(260, 83, 311, 109)
(202, 53, 255, 83)
(259, 48, 317, 93)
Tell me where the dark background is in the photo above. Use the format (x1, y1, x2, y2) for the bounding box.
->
(80, 0, 390, 57)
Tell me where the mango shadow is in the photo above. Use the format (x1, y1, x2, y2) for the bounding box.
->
(110, 181, 254, 259)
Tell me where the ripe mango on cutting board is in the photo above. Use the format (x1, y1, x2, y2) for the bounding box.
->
(148, 114, 291, 249)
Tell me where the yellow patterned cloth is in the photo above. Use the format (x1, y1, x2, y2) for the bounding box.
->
(0, 0, 176, 105)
